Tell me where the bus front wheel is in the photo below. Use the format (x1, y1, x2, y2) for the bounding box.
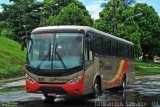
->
(93, 79, 101, 98)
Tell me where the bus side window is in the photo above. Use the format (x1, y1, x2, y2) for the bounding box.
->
(94, 35, 103, 55)
(108, 40, 111, 56)
(129, 46, 132, 59)
(89, 38, 93, 61)
(120, 43, 123, 57)
(131, 46, 134, 59)
(122, 44, 125, 58)
(85, 37, 89, 61)
(111, 40, 115, 57)
(124, 45, 127, 58)
(127, 45, 129, 58)
(103, 38, 111, 56)
(133, 47, 135, 59)
(116, 42, 119, 57)
(85, 33, 94, 70)
(118, 43, 122, 57)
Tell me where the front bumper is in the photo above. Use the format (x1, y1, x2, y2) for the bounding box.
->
(25, 76, 84, 95)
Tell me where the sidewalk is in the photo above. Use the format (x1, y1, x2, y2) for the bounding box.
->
(0, 79, 25, 90)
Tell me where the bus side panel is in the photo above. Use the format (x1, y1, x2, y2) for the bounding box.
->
(83, 57, 100, 94)
(100, 57, 121, 89)
(83, 65, 94, 94)
(126, 60, 135, 85)
(99, 57, 134, 89)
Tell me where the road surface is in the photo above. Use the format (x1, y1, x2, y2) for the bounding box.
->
(0, 75, 160, 107)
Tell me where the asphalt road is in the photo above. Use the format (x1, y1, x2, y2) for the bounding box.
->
(0, 75, 160, 107)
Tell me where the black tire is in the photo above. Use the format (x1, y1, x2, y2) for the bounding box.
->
(92, 79, 101, 98)
(119, 76, 126, 90)
(44, 94, 56, 101)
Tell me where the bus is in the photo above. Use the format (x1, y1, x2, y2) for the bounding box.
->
(21, 26, 135, 99)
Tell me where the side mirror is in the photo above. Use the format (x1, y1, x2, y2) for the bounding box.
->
(21, 36, 31, 51)
(21, 40, 25, 51)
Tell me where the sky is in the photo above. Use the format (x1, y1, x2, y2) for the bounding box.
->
(0, 0, 160, 19)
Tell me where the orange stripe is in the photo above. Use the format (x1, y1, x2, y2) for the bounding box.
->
(103, 60, 129, 87)
(104, 60, 125, 83)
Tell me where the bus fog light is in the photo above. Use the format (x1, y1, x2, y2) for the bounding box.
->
(68, 75, 83, 84)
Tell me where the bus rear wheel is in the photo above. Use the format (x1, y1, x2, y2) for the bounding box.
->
(119, 76, 126, 90)
(93, 79, 101, 98)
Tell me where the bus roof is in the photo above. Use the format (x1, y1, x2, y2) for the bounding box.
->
(32, 26, 134, 46)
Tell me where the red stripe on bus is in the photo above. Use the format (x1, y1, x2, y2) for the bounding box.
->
(106, 60, 129, 88)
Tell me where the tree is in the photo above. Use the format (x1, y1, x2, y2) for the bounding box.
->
(94, 0, 142, 57)
(43, 0, 87, 16)
(0, 21, 14, 38)
(0, 0, 43, 39)
(45, 3, 93, 26)
(117, 7, 142, 57)
(43, 0, 92, 26)
(134, 3, 160, 61)
(101, 0, 136, 35)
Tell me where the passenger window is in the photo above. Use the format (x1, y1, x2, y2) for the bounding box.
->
(111, 41, 116, 57)
(94, 35, 103, 55)
(85, 34, 93, 61)
(85, 33, 94, 70)
(116, 42, 119, 57)
(124, 45, 127, 58)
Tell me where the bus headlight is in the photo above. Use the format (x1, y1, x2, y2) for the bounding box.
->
(68, 75, 83, 84)
(26, 74, 35, 84)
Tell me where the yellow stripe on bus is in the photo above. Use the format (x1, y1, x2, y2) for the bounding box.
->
(104, 60, 125, 83)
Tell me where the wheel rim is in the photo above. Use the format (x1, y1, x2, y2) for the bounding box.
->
(122, 79, 125, 88)
(94, 83, 99, 98)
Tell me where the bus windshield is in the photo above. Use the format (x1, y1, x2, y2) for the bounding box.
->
(27, 33, 83, 70)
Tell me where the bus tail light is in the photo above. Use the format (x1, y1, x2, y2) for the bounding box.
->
(68, 75, 83, 84)
(26, 74, 36, 84)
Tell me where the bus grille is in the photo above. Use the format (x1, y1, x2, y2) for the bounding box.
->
(37, 86, 67, 94)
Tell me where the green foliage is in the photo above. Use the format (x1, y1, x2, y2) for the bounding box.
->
(0, 29, 14, 38)
(134, 3, 160, 60)
(0, 21, 14, 38)
(0, 36, 26, 76)
(43, 0, 86, 18)
(43, 0, 93, 26)
(0, 21, 7, 28)
(117, 7, 142, 57)
(135, 61, 160, 76)
(94, 0, 142, 57)
(1, 0, 93, 38)
(46, 3, 93, 26)
(1, 0, 43, 38)
(93, 7, 112, 33)
(43, 0, 75, 16)
(0, 0, 160, 62)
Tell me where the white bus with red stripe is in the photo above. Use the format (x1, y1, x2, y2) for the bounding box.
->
(21, 26, 134, 100)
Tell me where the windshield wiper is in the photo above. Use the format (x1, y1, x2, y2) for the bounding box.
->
(54, 43, 68, 71)
(37, 42, 51, 69)
(50, 35, 68, 71)
(51, 35, 56, 70)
